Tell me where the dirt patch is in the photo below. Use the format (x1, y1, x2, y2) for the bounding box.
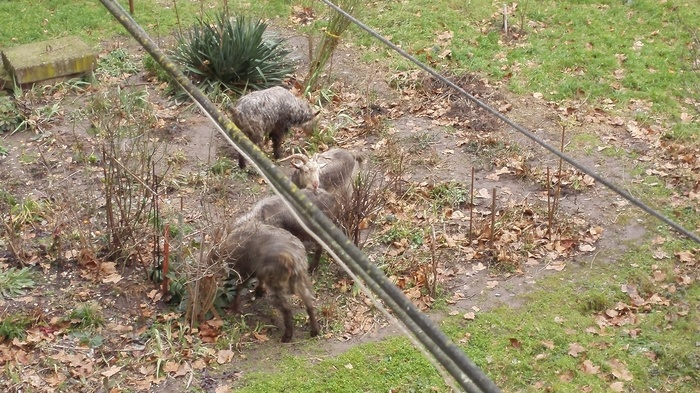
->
(1, 18, 688, 393)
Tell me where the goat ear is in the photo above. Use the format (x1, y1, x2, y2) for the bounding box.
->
(313, 110, 321, 118)
(291, 161, 304, 169)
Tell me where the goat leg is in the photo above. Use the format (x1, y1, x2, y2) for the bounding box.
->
(308, 244, 323, 273)
(269, 290, 294, 343)
(270, 131, 285, 159)
(298, 281, 319, 338)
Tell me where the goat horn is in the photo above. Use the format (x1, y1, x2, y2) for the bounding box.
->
(279, 153, 309, 163)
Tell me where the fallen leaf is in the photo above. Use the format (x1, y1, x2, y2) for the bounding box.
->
(509, 338, 522, 348)
(579, 244, 596, 252)
(568, 343, 585, 357)
(609, 382, 625, 392)
(163, 362, 180, 373)
(102, 273, 122, 284)
(545, 262, 566, 271)
(608, 358, 633, 381)
(463, 312, 476, 320)
(101, 366, 121, 378)
(652, 270, 666, 282)
(541, 340, 555, 350)
(580, 359, 599, 374)
(216, 349, 235, 364)
(676, 250, 696, 264)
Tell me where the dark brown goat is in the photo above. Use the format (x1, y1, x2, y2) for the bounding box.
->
(235, 188, 339, 272)
(207, 222, 319, 342)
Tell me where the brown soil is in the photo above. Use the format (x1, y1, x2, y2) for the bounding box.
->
(1, 22, 684, 393)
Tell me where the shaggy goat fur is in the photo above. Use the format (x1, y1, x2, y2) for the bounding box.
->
(231, 86, 318, 168)
(235, 188, 339, 272)
(207, 222, 319, 342)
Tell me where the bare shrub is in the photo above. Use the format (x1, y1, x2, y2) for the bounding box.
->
(87, 88, 174, 264)
(333, 163, 387, 250)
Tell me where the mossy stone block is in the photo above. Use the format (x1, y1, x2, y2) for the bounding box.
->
(1, 36, 96, 85)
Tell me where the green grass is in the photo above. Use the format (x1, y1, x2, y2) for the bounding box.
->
(237, 336, 447, 392)
(353, 0, 700, 124)
(0, 313, 32, 342)
(236, 238, 700, 392)
(0, 0, 217, 48)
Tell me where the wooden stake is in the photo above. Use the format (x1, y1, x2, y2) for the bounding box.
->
(547, 167, 552, 237)
(162, 224, 170, 297)
(469, 167, 475, 243)
(490, 188, 497, 250)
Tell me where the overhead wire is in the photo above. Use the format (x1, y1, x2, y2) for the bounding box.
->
(319, 0, 700, 245)
(99, 1, 503, 392)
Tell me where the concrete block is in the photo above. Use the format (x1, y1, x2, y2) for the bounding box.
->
(1, 36, 97, 85)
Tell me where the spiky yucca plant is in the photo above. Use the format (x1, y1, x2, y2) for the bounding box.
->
(173, 13, 295, 95)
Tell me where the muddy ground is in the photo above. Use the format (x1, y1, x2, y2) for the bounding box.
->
(1, 24, 693, 393)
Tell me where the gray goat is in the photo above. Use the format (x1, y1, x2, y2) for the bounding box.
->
(235, 188, 339, 272)
(289, 148, 367, 201)
(206, 222, 319, 342)
(231, 86, 319, 168)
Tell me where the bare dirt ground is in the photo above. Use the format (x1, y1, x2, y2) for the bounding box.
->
(1, 24, 696, 393)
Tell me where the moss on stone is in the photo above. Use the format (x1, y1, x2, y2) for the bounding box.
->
(1, 36, 96, 85)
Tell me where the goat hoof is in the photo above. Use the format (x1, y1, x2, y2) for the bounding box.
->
(310, 328, 319, 337)
(281, 334, 292, 343)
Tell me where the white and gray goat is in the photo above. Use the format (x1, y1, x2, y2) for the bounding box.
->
(288, 148, 367, 202)
(205, 221, 319, 343)
(230, 86, 319, 168)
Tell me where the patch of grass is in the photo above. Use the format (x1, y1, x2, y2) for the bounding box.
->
(0, 267, 36, 299)
(437, 243, 700, 392)
(358, 0, 700, 118)
(237, 336, 448, 392)
(210, 157, 235, 176)
(0, 313, 32, 342)
(68, 302, 104, 329)
(234, 231, 699, 393)
(429, 181, 470, 208)
(0, 0, 219, 48)
(96, 48, 140, 77)
(0, 95, 23, 134)
(376, 219, 424, 246)
(10, 197, 49, 227)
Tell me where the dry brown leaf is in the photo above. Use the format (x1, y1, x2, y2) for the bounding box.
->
(652, 270, 666, 282)
(101, 365, 121, 378)
(545, 262, 566, 271)
(509, 338, 522, 348)
(163, 361, 180, 373)
(580, 359, 599, 374)
(216, 349, 235, 364)
(568, 342, 586, 357)
(608, 358, 633, 381)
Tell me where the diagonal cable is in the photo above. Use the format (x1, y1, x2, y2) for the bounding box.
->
(98, 1, 501, 392)
(319, 0, 700, 245)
